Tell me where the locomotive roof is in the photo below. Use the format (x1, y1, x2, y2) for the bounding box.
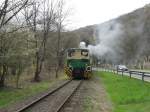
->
(67, 48, 89, 51)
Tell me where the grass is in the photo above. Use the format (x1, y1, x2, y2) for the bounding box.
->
(0, 80, 56, 108)
(0, 81, 51, 108)
(95, 71, 150, 112)
(83, 96, 93, 112)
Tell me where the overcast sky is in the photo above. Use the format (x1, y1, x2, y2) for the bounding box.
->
(66, 0, 150, 29)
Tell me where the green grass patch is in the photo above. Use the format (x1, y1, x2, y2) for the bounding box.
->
(0, 81, 53, 108)
(83, 96, 93, 112)
(95, 71, 150, 112)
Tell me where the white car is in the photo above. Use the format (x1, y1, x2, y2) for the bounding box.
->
(117, 65, 128, 71)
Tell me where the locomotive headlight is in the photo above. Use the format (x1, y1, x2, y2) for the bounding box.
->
(86, 66, 91, 72)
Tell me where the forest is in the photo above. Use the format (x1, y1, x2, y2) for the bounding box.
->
(0, 0, 80, 88)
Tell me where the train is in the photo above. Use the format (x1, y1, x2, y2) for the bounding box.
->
(64, 48, 92, 79)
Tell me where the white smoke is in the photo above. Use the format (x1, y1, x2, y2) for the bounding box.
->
(88, 20, 123, 63)
(79, 41, 86, 49)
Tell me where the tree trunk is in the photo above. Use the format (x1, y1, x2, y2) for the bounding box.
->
(55, 66, 59, 78)
(34, 52, 41, 82)
(55, 58, 60, 79)
(16, 64, 22, 88)
(0, 74, 5, 87)
(55, 24, 61, 78)
(0, 65, 7, 87)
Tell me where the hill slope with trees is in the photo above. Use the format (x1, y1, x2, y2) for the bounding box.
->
(73, 4, 150, 69)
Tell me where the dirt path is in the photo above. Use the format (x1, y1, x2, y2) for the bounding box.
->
(82, 76, 113, 112)
(61, 75, 113, 112)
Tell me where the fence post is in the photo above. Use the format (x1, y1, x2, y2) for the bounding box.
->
(112, 69, 115, 74)
(122, 70, 123, 76)
(142, 72, 144, 81)
(117, 68, 118, 74)
(129, 71, 131, 78)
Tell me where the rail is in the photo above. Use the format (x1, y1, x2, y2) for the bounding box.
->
(56, 80, 82, 112)
(15, 80, 73, 112)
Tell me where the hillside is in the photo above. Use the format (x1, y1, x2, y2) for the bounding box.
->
(72, 4, 150, 67)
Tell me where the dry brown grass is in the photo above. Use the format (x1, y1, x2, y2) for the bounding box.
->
(5, 66, 66, 88)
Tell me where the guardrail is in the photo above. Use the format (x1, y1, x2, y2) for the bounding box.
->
(96, 68, 150, 82)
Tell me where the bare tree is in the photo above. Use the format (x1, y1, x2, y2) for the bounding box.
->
(34, 0, 56, 81)
(23, 0, 57, 81)
(23, 0, 42, 81)
(0, 0, 29, 87)
(0, 0, 29, 29)
(54, 0, 70, 78)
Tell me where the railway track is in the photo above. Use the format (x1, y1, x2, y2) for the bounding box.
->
(14, 80, 82, 112)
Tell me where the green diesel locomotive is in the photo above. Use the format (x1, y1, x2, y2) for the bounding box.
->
(64, 48, 92, 79)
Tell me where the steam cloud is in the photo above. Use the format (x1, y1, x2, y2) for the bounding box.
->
(80, 20, 123, 63)
(79, 41, 86, 49)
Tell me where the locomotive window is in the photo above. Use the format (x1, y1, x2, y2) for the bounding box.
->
(81, 50, 88, 56)
(68, 49, 75, 57)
